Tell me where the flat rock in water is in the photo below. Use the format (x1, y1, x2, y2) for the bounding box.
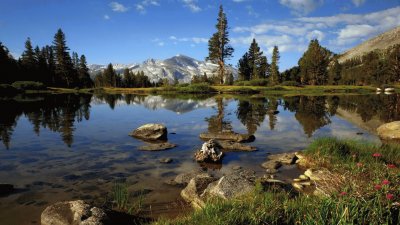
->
(268, 153, 298, 165)
(200, 132, 255, 143)
(129, 123, 168, 141)
(138, 142, 176, 151)
(377, 121, 400, 141)
(41, 200, 108, 225)
(261, 161, 282, 170)
(202, 173, 255, 200)
(217, 140, 257, 151)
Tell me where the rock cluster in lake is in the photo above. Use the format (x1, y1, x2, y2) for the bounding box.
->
(194, 139, 224, 163)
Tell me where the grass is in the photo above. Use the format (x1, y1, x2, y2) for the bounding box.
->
(111, 182, 144, 215)
(156, 138, 400, 225)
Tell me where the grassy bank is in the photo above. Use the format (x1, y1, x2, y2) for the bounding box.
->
(92, 85, 379, 96)
(155, 138, 399, 225)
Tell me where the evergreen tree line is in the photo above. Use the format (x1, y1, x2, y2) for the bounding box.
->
(0, 29, 93, 88)
(281, 40, 400, 86)
(237, 38, 280, 85)
(93, 64, 153, 88)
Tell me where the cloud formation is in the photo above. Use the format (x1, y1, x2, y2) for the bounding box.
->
(279, 0, 323, 16)
(109, 2, 129, 12)
(136, 0, 160, 14)
(181, 0, 201, 12)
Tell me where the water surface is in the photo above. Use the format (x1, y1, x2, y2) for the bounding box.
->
(1, 93, 399, 224)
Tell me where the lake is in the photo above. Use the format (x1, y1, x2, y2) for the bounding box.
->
(0, 92, 398, 224)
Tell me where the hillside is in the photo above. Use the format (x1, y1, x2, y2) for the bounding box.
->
(89, 55, 237, 83)
(338, 26, 400, 63)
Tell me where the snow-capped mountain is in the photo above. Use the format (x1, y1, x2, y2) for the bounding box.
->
(89, 55, 237, 83)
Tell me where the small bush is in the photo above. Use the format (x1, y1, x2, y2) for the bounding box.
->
(0, 84, 20, 95)
(234, 79, 268, 86)
(281, 81, 300, 86)
(176, 83, 190, 88)
(11, 81, 46, 90)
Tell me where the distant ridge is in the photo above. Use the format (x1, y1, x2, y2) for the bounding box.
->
(338, 26, 400, 63)
(89, 55, 237, 83)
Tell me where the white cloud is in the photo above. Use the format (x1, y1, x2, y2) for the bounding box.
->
(158, 42, 165, 46)
(168, 36, 208, 44)
(246, 5, 259, 18)
(181, 0, 201, 12)
(109, 2, 129, 12)
(103, 14, 110, 20)
(233, 0, 250, 2)
(306, 30, 325, 41)
(352, 0, 366, 7)
(279, 0, 323, 16)
(136, 0, 160, 14)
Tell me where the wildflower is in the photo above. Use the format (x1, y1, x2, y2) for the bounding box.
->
(372, 153, 382, 157)
(382, 180, 390, 185)
(339, 192, 347, 196)
(387, 164, 397, 169)
(374, 184, 382, 190)
(386, 193, 394, 200)
(356, 162, 363, 167)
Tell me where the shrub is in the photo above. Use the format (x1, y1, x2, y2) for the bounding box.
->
(281, 81, 300, 86)
(234, 79, 268, 86)
(11, 81, 46, 90)
(178, 83, 216, 93)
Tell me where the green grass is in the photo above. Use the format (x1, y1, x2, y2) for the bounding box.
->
(156, 138, 400, 225)
(111, 182, 144, 215)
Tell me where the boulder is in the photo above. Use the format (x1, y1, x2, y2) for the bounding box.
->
(138, 142, 176, 151)
(217, 140, 257, 152)
(267, 153, 298, 165)
(180, 174, 217, 209)
(304, 168, 329, 181)
(203, 172, 255, 200)
(41, 200, 107, 225)
(377, 121, 400, 141)
(200, 132, 255, 143)
(261, 160, 282, 171)
(0, 184, 14, 196)
(129, 124, 167, 141)
(174, 171, 205, 186)
(194, 139, 224, 163)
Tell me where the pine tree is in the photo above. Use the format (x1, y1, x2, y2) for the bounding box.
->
(328, 58, 341, 85)
(35, 46, 48, 83)
(0, 42, 17, 84)
(298, 39, 331, 85)
(207, 5, 234, 84)
(123, 68, 131, 87)
(103, 63, 116, 87)
(20, 38, 37, 80)
(202, 72, 209, 83)
(78, 55, 93, 87)
(72, 52, 80, 70)
(259, 56, 268, 79)
(270, 46, 280, 85)
(238, 52, 250, 81)
(248, 39, 263, 80)
(53, 29, 76, 87)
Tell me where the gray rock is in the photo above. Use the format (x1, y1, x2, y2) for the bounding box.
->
(180, 174, 217, 209)
(200, 132, 255, 143)
(129, 123, 167, 141)
(203, 172, 255, 200)
(41, 200, 107, 225)
(261, 160, 282, 170)
(138, 142, 176, 151)
(194, 139, 224, 163)
(268, 153, 298, 165)
(217, 140, 257, 151)
(0, 184, 14, 196)
(174, 171, 205, 186)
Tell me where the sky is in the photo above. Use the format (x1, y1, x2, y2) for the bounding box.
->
(0, 0, 399, 71)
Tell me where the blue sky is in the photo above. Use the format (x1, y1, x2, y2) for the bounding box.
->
(0, 0, 399, 71)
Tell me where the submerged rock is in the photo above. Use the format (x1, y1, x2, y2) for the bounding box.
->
(41, 200, 107, 225)
(194, 139, 224, 163)
(267, 153, 298, 165)
(377, 121, 400, 141)
(129, 123, 168, 141)
(159, 158, 173, 163)
(138, 142, 177, 151)
(200, 132, 255, 143)
(0, 184, 14, 196)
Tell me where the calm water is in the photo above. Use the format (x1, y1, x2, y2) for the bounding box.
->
(1, 92, 399, 224)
